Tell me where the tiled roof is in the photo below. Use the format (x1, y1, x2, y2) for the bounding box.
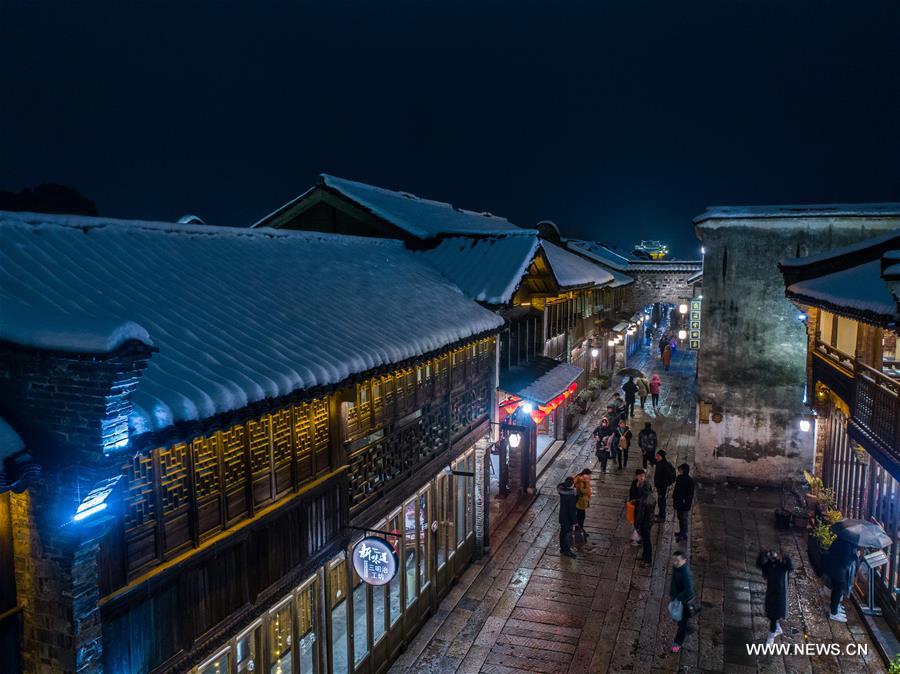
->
(0, 211, 503, 435)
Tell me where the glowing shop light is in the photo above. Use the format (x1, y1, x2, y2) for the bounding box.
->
(799, 419, 811, 433)
(521, 402, 534, 414)
(591, 348, 599, 358)
(508, 432, 521, 448)
(608, 339, 616, 347)
(678, 329, 687, 340)
(72, 475, 121, 523)
(679, 304, 688, 314)
(701, 246, 706, 255)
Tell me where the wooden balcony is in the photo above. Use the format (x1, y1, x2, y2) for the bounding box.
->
(852, 362, 900, 461)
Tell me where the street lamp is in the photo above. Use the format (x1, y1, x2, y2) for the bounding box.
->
(508, 431, 522, 448)
(591, 348, 599, 358)
(678, 304, 688, 315)
(799, 419, 811, 433)
(678, 329, 687, 340)
(521, 402, 533, 414)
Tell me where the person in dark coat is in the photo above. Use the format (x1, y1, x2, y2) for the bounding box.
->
(672, 464, 695, 541)
(825, 538, 858, 621)
(557, 477, 578, 558)
(628, 469, 645, 546)
(593, 418, 613, 473)
(653, 450, 676, 522)
(756, 549, 793, 644)
(613, 420, 633, 470)
(669, 551, 695, 652)
(634, 479, 656, 566)
(659, 335, 668, 357)
(622, 377, 638, 417)
(638, 422, 658, 469)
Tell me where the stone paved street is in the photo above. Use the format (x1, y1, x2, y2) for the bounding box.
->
(389, 346, 883, 674)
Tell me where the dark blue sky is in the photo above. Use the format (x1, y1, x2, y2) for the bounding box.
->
(2, 0, 898, 256)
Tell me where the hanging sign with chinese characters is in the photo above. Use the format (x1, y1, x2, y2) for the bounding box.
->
(352, 536, 399, 586)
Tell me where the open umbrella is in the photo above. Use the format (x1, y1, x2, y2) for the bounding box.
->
(615, 368, 646, 378)
(831, 519, 892, 549)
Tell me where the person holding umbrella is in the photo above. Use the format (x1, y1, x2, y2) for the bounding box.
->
(826, 519, 891, 622)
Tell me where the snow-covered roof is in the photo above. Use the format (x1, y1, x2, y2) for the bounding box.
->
(416, 236, 613, 305)
(541, 241, 614, 288)
(256, 174, 531, 240)
(787, 260, 898, 322)
(606, 268, 635, 288)
(695, 203, 900, 225)
(0, 416, 24, 460)
(499, 357, 583, 405)
(0, 211, 503, 436)
(416, 235, 540, 305)
(564, 239, 632, 271)
(780, 229, 900, 268)
(625, 261, 702, 272)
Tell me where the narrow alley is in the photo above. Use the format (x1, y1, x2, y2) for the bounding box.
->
(389, 346, 882, 674)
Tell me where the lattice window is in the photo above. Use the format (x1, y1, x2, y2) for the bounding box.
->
(295, 403, 314, 457)
(124, 451, 155, 528)
(434, 354, 449, 396)
(310, 399, 329, 447)
(248, 416, 272, 474)
(221, 425, 247, 488)
(192, 435, 220, 500)
(157, 443, 190, 516)
(271, 408, 293, 466)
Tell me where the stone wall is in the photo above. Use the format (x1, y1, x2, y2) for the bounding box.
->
(627, 272, 695, 313)
(694, 215, 899, 484)
(0, 341, 152, 673)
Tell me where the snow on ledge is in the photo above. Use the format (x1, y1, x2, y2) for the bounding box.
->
(0, 298, 152, 354)
(695, 203, 900, 225)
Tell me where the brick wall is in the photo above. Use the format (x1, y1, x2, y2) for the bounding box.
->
(0, 340, 153, 673)
(0, 341, 152, 463)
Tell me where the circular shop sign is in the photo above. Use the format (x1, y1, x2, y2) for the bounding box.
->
(352, 536, 399, 586)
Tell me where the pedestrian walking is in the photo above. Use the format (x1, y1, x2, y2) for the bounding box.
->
(638, 422, 658, 469)
(573, 468, 592, 536)
(628, 469, 644, 546)
(658, 335, 668, 358)
(650, 373, 661, 408)
(636, 375, 649, 410)
(825, 538, 858, 622)
(593, 418, 613, 472)
(653, 450, 676, 521)
(669, 551, 695, 653)
(662, 344, 672, 370)
(557, 477, 578, 559)
(635, 477, 655, 566)
(756, 549, 793, 645)
(622, 377, 638, 417)
(672, 463, 695, 541)
(613, 419, 633, 469)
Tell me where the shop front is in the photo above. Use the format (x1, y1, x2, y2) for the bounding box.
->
(189, 448, 478, 674)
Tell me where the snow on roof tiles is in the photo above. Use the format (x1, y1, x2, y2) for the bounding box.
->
(0, 416, 25, 461)
(787, 260, 898, 320)
(416, 235, 540, 305)
(499, 357, 583, 405)
(320, 174, 530, 239)
(695, 203, 900, 225)
(564, 239, 632, 271)
(0, 211, 503, 436)
(541, 241, 614, 288)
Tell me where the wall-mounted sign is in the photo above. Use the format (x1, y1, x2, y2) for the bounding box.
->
(352, 537, 398, 586)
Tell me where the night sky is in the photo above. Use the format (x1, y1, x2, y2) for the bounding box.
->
(2, 1, 899, 257)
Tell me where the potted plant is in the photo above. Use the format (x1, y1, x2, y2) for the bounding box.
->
(808, 519, 837, 576)
(803, 470, 824, 510)
(889, 654, 900, 674)
(573, 389, 591, 414)
(792, 505, 810, 529)
(598, 371, 612, 389)
(587, 378, 603, 401)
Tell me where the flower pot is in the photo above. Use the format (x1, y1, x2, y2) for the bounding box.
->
(807, 531, 825, 577)
(804, 493, 819, 511)
(793, 513, 809, 529)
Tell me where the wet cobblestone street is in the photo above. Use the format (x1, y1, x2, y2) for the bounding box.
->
(389, 347, 882, 674)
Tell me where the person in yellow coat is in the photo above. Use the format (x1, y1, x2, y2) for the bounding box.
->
(573, 468, 593, 538)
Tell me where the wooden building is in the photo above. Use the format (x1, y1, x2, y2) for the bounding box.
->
(0, 211, 503, 673)
(781, 229, 900, 630)
(253, 174, 621, 499)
